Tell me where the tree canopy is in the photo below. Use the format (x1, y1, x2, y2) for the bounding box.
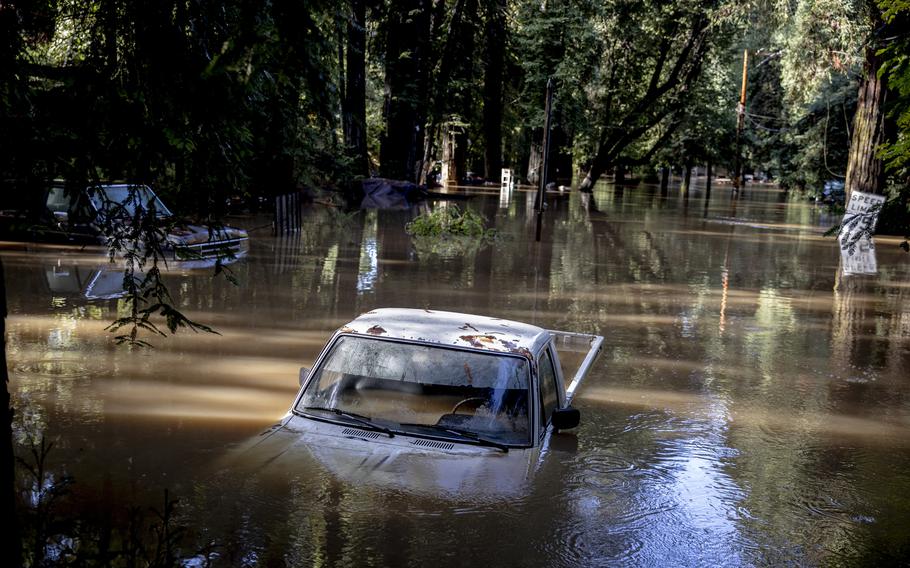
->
(0, 0, 907, 218)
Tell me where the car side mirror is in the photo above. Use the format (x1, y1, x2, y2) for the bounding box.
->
(298, 367, 310, 386)
(551, 406, 580, 431)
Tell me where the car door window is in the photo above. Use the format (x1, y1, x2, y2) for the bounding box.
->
(538, 348, 559, 431)
(45, 187, 74, 215)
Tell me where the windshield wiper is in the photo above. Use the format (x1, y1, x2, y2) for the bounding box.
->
(400, 423, 509, 453)
(301, 406, 394, 438)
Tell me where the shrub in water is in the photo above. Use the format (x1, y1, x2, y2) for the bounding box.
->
(405, 206, 497, 239)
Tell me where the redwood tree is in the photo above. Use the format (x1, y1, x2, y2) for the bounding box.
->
(844, 3, 888, 197)
(482, 0, 506, 180)
(379, 0, 433, 181)
(343, 0, 369, 177)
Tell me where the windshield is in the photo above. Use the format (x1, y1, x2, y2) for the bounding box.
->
(88, 185, 172, 218)
(296, 336, 531, 446)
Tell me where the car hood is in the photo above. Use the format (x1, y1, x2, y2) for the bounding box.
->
(230, 414, 538, 501)
(166, 223, 248, 246)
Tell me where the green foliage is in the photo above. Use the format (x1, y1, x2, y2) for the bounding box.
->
(2, 0, 903, 240)
(1, 0, 345, 213)
(406, 205, 497, 239)
(410, 233, 494, 258)
(779, 0, 866, 109)
(776, 74, 856, 191)
(877, 182, 910, 245)
(513, 0, 741, 185)
(96, 186, 228, 347)
(878, 0, 910, 176)
(874, 0, 910, 249)
(405, 205, 498, 259)
(655, 44, 737, 170)
(721, 0, 865, 189)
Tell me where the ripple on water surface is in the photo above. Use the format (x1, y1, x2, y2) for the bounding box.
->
(13, 358, 111, 379)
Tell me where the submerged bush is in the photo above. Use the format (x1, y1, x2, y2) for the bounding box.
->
(405, 205, 498, 259)
(405, 206, 497, 239)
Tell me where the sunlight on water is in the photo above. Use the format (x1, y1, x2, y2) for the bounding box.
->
(580, 387, 910, 445)
(3, 183, 910, 566)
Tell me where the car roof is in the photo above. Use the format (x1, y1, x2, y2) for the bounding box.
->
(339, 308, 550, 359)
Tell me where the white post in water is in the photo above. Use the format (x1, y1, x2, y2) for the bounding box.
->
(501, 168, 512, 190)
(500, 168, 513, 208)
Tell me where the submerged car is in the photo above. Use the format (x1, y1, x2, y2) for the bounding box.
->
(0, 183, 248, 262)
(236, 308, 604, 498)
(819, 180, 846, 205)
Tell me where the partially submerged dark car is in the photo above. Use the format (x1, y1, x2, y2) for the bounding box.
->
(0, 183, 248, 261)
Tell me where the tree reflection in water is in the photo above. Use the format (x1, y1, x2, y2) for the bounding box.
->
(2, 183, 909, 565)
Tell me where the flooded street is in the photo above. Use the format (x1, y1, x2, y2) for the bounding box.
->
(4, 182, 910, 565)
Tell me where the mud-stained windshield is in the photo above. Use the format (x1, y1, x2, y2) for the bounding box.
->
(296, 336, 531, 446)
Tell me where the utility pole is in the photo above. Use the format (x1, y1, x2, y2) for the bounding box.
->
(733, 49, 748, 192)
(535, 78, 554, 242)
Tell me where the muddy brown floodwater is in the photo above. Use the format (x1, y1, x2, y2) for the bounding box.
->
(3, 182, 910, 566)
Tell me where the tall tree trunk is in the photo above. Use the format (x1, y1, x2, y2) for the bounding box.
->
(380, 0, 430, 181)
(482, 0, 506, 180)
(417, 0, 455, 185)
(453, 129, 468, 185)
(548, 121, 572, 183)
(411, 0, 435, 182)
(0, 258, 19, 566)
(845, 9, 887, 198)
(256, 0, 317, 196)
(343, 0, 369, 177)
(705, 161, 712, 201)
(449, 0, 477, 184)
(681, 161, 693, 195)
(660, 167, 670, 195)
(578, 161, 604, 192)
(527, 129, 542, 186)
(337, 13, 346, 123)
(524, 1, 568, 189)
(442, 127, 458, 185)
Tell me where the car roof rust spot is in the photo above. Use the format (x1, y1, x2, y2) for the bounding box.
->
(459, 335, 498, 348)
(342, 308, 551, 355)
(513, 347, 533, 359)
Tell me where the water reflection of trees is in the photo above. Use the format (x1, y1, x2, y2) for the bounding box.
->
(4, 187, 910, 564)
(530, 185, 910, 563)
